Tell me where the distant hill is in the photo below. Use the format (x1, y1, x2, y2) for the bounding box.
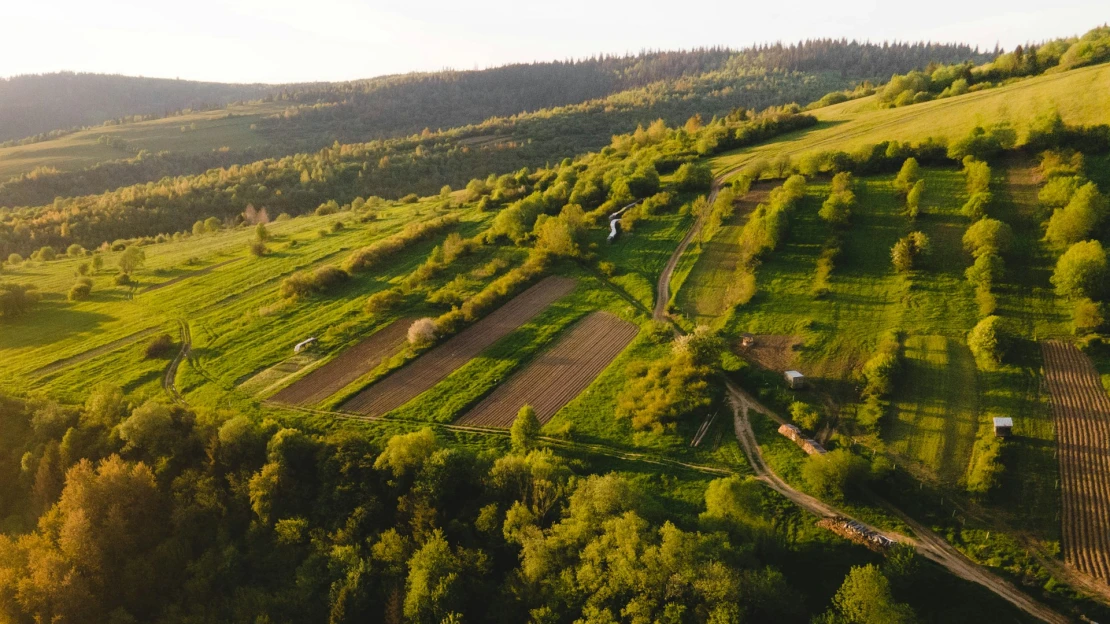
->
(0, 73, 277, 142)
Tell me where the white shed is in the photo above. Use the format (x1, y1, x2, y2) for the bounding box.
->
(993, 417, 1013, 438)
(784, 370, 805, 389)
(294, 337, 317, 353)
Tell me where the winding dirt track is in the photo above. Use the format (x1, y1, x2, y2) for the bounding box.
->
(654, 184, 720, 321)
(1042, 340, 1110, 582)
(163, 320, 191, 404)
(341, 276, 576, 416)
(456, 311, 638, 427)
(655, 171, 1069, 624)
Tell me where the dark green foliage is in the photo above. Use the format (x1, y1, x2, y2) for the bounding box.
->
(67, 277, 93, 301)
(144, 333, 175, 359)
(279, 265, 348, 299)
(343, 215, 458, 273)
(967, 315, 1008, 367)
(0, 281, 38, 318)
(802, 449, 870, 500)
(1052, 240, 1109, 300)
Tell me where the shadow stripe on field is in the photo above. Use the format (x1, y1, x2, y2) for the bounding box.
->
(455, 311, 638, 428)
(341, 276, 576, 416)
(270, 317, 414, 406)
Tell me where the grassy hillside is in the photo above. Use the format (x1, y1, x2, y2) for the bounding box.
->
(710, 61, 1110, 177)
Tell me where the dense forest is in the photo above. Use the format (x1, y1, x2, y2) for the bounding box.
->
(0, 73, 277, 142)
(260, 40, 991, 144)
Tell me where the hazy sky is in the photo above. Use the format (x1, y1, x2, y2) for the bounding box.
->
(1, 0, 1105, 84)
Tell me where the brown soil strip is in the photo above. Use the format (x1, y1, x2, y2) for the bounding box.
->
(33, 326, 162, 376)
(271, 318, 413, 406)
(341, 276, 576, 416)
(1041, 340, 1110, 582)
(456, 311, 638, 428)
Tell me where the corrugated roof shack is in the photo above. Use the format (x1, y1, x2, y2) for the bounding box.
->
(993, 417, 1013, 438)
(785, 370, 805, 389)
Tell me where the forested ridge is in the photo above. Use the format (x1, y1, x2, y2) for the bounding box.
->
(0, 73, 277, 143)
(0, 40, 990, 211)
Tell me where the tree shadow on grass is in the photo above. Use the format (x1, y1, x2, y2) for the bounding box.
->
(0, 302, 116, 349)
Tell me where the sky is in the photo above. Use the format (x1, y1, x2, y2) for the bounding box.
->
(1, 0, 1105, 84)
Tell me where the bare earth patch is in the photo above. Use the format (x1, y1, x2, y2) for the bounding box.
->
(456, 311, 638, 428)
(1042, 340, 1110, 582)
(341, 276, 576, 417)
(269, 318, 413, 406)
(739, 334, 803, 373)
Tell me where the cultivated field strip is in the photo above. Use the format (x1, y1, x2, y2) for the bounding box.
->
(341, 276, 576, 416)
(270, 318, 413, 406)
(1041, 340, 1110, 581)
(456, 311, 638, 427)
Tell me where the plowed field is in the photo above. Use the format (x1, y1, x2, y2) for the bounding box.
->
(341, 276, 576, 416)
(456, 311, 638, 427)
(270, 318, 413, 406)
(1042, 340, 1110, 581)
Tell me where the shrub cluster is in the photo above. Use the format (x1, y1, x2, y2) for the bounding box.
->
(818, 172, 855, 226)
(890, 232, 930, 272)
(856, 331, 902, 432)
(279, 265, 348, 299)
(343, 214, 459, 273)
(729, 175, 806, 307)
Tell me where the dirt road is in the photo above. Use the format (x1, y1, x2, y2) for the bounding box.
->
(163, 319, 191, 404)
(653, 182, 720, 321)
(653, 172, 1070, 624)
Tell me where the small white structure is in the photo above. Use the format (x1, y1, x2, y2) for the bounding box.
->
(784, 370, 805, 389)
(993, 417, 1013, 438)
(294, 337, 317, 353)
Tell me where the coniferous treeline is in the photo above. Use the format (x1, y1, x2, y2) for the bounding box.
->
(0, 72, 278, 142)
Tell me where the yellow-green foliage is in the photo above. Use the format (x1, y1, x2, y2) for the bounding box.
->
(616, 350, 710, 433)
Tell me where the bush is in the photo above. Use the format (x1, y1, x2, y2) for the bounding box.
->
(961, 192, 993, 219)
(802, 449, 869, 500)
(894, 158, 920, 194)
(279, 265, 348, 299)
(114, 272, 133, 286)
(399, 193, 419, 204)
(790, 402, 822, 433)
(1074, 298, 1105, 334)
(344, 215, 458, 273)
(66, 244, 85, 257)
(1044, 182, 1108, 249)
(364, 288, 403, 315)
(407, 318, 437, 347)
(819, 190, 854, 226)
(7, 253, 22, 265)
(966, 436, 1004, 496)
(249, 240, 269, 257)
(905, 179, 925, 218)
(965, 252, 1004, 287)
(68, 278, 93, 301)
(962, 218, 1013, 257)
(145, 333, 176, 359)
(968, 315, 1007, 367)
(891, 232, 929, 272)
(33, 246, 56, 262)
(616, 351, 711, 433)
(0, 282, 40, 318)
(673, 162, 713, 192)
(314, 200, 339, 216)
(1052, 240, 1108, 300)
